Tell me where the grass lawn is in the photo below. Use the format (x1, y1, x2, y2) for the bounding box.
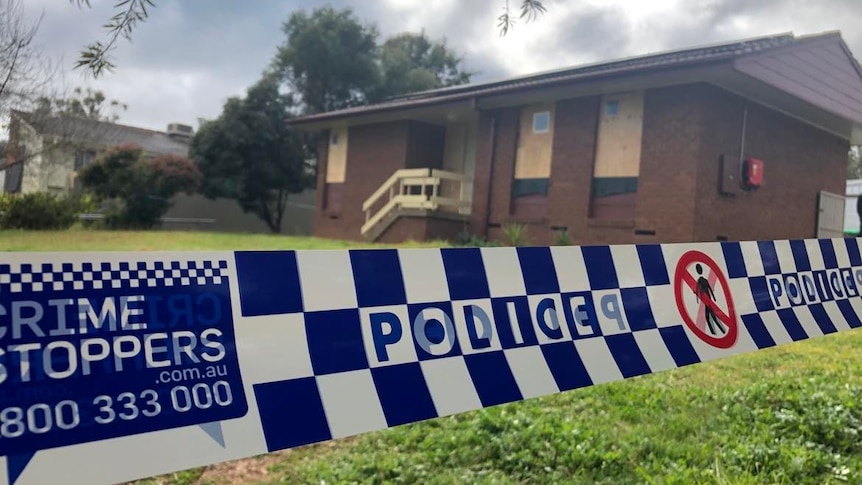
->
(4, 230, 861, 484)
(142, 336, 862, 485)
(0, 229, 445, 252)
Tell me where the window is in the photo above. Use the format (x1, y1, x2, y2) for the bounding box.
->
(590, 92, 644, 220)
(512, 105, 554, 220)
(74, 150, 96, 170)
(326, 127, 348, 184)
(532, 111, 550, 133)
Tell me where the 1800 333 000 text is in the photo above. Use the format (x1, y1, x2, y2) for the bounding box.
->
(0, 261, 249, 457)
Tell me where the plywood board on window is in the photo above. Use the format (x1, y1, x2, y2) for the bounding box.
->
(514, 103, 554, 180)
(593, 91, 644, 178)
(326, 126, 348, 183)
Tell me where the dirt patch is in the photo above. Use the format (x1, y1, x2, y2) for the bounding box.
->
(194, 451, 294, 485)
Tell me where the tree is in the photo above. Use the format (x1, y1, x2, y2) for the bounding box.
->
(78, 143, 201, 229)
(4, 87, 130, 192)
(0, 0, 88, 192)
(273, 6, 380, 115)
(0, 0, 57, 115)
(190, 73, 312, 233)
(70, 1, 548, 78)
(370, 31, 473, 102)
(272, 7, 473, 116)
(33, 86, 128, 122)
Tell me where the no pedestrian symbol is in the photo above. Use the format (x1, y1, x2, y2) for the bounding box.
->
(673, 250, 739, 349)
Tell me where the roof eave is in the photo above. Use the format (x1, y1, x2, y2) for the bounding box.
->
(286, 58, 738, 130)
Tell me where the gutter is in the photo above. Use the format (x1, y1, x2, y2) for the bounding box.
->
(286, 58, 738, 128)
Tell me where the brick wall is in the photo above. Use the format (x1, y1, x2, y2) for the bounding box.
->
(470, 82, 847, 246)
(312, 131, 329, 226)
(377, 215, 467, 244)
(630, 85, 703, 243)
(693, 84, 850, 242)
(312, 121, 410, 241)
(545, 96, 603, 245)
(472, 87, 705, 246)
(470, 107, 520, 237)
(314, 83, 850, 246)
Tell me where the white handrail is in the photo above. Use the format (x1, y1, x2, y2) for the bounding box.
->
(362, 168, 431, 212)
(361, 168, 470, 236)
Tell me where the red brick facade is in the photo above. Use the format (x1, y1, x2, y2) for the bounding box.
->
(313, 121, 410, 241)
(312, 82, 850, 245)
(693, 85, 848, 242)
(313, 120, 465, 242)
(472, 83, 849, 246)
(376, 215, 467, 244)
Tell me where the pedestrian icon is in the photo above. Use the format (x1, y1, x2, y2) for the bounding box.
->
(674, 251, 738, 349)
(694, 263, 728, 337)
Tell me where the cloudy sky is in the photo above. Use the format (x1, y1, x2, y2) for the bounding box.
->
(20, 0, 862, 133)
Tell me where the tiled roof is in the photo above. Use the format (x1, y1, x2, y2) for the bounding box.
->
(287, 31, 830, 125)
(14, 110, 190, 156)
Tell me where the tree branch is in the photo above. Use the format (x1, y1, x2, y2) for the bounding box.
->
(69, 0, 156, 77)
(498, 0, 547, 36)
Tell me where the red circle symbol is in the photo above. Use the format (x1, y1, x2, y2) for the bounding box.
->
(673, 250, 738, 349)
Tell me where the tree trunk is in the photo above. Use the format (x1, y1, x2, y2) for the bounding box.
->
(259, 198, 279, 233)
(274, 188, 287, 234)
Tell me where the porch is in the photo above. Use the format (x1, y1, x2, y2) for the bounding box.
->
(361, 168, 471, 241)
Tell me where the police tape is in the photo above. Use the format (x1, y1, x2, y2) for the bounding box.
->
(0, 237, 861, 484)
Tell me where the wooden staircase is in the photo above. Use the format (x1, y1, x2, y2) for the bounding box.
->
(361, 168, 471, 242)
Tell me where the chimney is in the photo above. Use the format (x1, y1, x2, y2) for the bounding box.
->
(166, 123, 194, 143)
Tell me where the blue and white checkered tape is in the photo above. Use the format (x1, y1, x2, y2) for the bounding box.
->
(1, 238, 861, 484)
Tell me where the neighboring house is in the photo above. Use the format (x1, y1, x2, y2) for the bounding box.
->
(2, 109, 192, 194)
(288, 31, 862, 245)
(0, 110, 315, 235)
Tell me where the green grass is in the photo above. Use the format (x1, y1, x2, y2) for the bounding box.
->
(0, 229, 447, 252)
(249, 336, 862, 485)
(8, 230, 862, 484)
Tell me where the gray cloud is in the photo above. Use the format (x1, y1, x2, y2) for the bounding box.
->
(16, 0, 862, 134)
(649, 0, 862, 56)
(547, 4, 632, 63)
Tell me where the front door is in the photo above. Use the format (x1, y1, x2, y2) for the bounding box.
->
(817, 190, 846, 238)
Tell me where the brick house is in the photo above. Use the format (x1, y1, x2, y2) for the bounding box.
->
(288, 31, 862, 246)
(0, 110, 316, 234)
(1, 110, 193, 194)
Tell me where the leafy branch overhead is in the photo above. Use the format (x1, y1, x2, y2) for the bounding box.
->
(498, 0, 548, 36)
(69, 0, 155, 77)
(69, 0, 547, 77)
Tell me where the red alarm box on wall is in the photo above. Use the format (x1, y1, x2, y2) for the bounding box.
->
(743, 158, 764, 189)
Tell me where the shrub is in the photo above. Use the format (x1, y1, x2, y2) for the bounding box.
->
(553, 229, 573, 246)
(453, 231, 500, 247)
(0, 192, 95, 230)
(501, 223, 528, 246)
(79, 144, 201, 229)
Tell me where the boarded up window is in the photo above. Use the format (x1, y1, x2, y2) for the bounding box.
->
(512, 103, 554, 219)
(590, 91, 644, 219)
(593, 92, 643, 178)
(513, 104, 554, 180)
(326, 126, 348, 183)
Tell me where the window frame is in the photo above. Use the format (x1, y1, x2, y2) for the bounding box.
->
(532, 111, 551, 134)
